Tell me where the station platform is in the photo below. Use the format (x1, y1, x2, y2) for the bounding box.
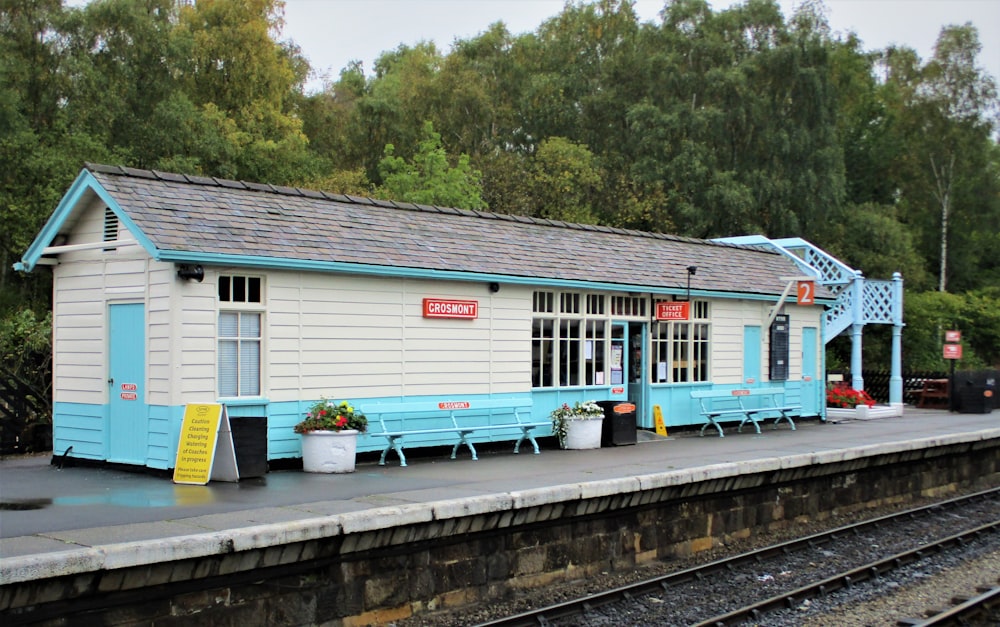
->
(2, 408, 998, 583)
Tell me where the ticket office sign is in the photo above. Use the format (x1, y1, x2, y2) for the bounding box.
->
(655, 302, 689, 321)
(173, 403, 238, 484)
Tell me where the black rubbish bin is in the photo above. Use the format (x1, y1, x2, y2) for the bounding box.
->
(957, 382, 994, 414)
(596, 400, 637, 446)
(229, 417, 269, 478)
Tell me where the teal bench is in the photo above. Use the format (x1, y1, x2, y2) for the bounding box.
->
(690, 387, 799, 437)
(361, 398, 547, 467)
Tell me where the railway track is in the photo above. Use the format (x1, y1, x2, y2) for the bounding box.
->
(898, 581, 1000, 626)
(473, 487, 1000, 627)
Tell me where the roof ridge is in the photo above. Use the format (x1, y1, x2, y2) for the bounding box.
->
(82, 162, 762, 251)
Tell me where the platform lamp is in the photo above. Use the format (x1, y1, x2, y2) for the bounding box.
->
(176, 264, 204, 282)
(686, 266, 697, 301)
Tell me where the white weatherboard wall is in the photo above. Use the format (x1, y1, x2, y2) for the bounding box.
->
(50, 194, 153, 459)
(260, 270, 532, 401)
(708, 299, 822, 385)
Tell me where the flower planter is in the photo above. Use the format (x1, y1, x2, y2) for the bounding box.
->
(563, 417, 604, 450)
(301, 429, 359, 473)
(826, 404, 903, 422)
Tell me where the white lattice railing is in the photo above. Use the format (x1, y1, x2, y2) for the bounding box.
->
(714, 236, 901, 343)
(772, 238, 856, 287)
(826, 286, 853, 338)
(863, 280, 895, 324)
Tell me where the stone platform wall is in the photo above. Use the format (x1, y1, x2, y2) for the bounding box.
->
(3, 437, 998, 626)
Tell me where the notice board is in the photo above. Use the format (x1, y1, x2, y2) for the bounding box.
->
(173, 403, 239, 484)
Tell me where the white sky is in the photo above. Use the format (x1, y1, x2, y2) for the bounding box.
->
(280, 0, 1000, 94)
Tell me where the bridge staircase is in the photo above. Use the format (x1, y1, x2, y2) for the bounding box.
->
(715, 236, 904, 409)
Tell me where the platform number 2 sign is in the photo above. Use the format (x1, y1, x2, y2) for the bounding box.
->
(797, 281, 815, 306)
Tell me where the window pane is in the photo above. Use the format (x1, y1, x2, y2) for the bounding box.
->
(218, 340, 238, 396)
(240, 340, 260, 395)
(219, 276, 231, 302)
(559, 319, 581, 386)
(240, 312, 260, 337)
(532, 318, 555, 388)
(694, 323, 709, 381)
(585, 320, 606, 386)
(673, 324, 690, 382)
(218, 312, 238, 337)
(233, 276, 246, 302)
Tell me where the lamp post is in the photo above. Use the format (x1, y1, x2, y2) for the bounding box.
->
(686, 266, 697, 301)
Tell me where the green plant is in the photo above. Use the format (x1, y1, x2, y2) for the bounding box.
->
(550, 400, 604, 447)
(295, 398, 368, 433)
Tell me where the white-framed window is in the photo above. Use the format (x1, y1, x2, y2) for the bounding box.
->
(218, 274, 263, 397)
(533, 291, 623, 388)
(650, 300, 710, 383)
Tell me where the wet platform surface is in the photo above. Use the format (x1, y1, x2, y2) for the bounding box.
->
(1, 408, 997, 562)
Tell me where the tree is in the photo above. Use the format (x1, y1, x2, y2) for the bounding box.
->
(920, 25, 998, 292)
(377, 121, 485, 209)
(881, 25, 999, 293)
(526, 137, 602, 223)
(171, 0, 318, 182)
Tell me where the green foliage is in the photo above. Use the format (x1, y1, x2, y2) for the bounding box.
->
(0, 308, 52, 402)
(527, 137, 602, 223)
(902, 290, 1000, 369)
(295, 398, 368, 434)
(828, 203, 929, 289)
(2, 0, 999, 385)
(376, 121, 485, 209)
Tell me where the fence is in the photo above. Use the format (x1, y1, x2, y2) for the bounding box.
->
(0, 368, 52, 455)
(853, 369, 998, 405)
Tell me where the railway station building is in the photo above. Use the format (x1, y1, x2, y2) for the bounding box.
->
(15, 164, 886, 471)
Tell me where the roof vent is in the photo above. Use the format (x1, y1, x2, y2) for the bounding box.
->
(103, 207, 119, 251)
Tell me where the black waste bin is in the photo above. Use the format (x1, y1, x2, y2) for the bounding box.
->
(229, 417, 269, 478)
(957, 382, 994, 414)
(596, 400, 637, 446)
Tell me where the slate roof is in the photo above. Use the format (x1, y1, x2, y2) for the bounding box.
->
(84, 163, 826, 299)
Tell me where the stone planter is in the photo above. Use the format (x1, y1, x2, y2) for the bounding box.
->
(301, 430, 359, 473)
(563, 417, 604, 449)
(826, 404, 903, 422)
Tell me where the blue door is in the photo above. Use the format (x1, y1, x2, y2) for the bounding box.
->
(743, 326, 761, 386)
(801, 327, 819, 415)
(108, 303, 147, 464)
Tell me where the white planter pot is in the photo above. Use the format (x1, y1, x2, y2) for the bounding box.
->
(301, 430, 359, 473)
(564, 417, 603, 450)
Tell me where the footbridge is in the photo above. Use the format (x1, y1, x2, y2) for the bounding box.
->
(717, 236, 904, 408)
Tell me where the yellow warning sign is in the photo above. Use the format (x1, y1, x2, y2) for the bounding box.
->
(173, 404, 225, 485)
(653, 405, 668, 437)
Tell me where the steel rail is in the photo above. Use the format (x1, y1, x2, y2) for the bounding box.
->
(473, 487, 999, 627)
(899, 584, 1000, 626)
(694, 519, 999, 626)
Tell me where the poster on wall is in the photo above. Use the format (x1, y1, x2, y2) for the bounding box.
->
(173, 403, 239, 484)
(610, 344, 624, 384)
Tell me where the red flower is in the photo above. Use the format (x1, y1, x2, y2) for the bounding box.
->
(335, 415, 347, 428)
(826, 386, 875, 408)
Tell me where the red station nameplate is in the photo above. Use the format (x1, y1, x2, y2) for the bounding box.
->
(423, 299, 478, 319)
